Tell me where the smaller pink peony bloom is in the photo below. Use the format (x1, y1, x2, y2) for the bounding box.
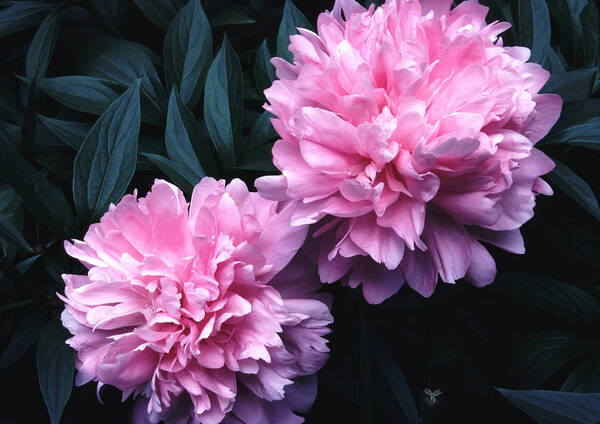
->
(59, 178, 333, 424)
(257, 0, 562, 304)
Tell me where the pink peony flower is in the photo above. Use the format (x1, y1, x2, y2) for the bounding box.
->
(256, 0, 562, 304)
(59, 178, 333, 424)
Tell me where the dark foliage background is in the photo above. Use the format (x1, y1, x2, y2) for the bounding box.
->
(0, 0, 598, 423)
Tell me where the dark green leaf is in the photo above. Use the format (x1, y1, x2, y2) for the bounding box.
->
(132, 0, 184, 30)
(0, 138, 74, 236)
(36, 317, 76, 424)
(0, 120, 19, 145)
(547, 161, 600, 220)
(513, 331, 593, 388)
(545, 117, 600, 150)
(169, 89, 216, 176)
(580, 0, 599, 65)
(496, 388, 600, 424)
(238, 142, 275, 172)
(0, 313, 45, 370)
(165, 89, 207, 185)
(74, 34, 166, 124)
(562, 351, 600, 392)
(253, 39, 275, 96)
(0, 184, 23, 259)
(544, 99, 600, 149)
(549, 99, 600, 128)
(142, 153, 194, 194)
(543, 68, 596, 102)
(0, 75, 23, 124)
(38, 115, 91, 150)
(204, 36, 243, 171)
(36, 76, 122, 116)
(512, 0, 551, 64)
(0, 216, 32, 252)
(235, 160, 277, 172)
(137, 135, 166, 171)
(372, 335, 419, 424)
(16, 254, 41, 273)
(546, 0, 586, 61)
(73, 79, 141, 219)
(0, 1, 53, 38)
(43, 255, 65, 285)
(277, 0, 313, 62)
(164, 0, 212, 109)
(212, 9, 255, 26)
(243, 73, 263, 101)
(243, 110, 276, 150)
(33, 116, 66, 150)
(495, 272, 600, 325)
(25, 11, 61, 79)
(90, 0, 128, 33)
(542, 47, 567, 75)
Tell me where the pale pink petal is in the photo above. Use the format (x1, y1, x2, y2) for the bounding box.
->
(422, 214, 471, 284)
(349, 259, 405, 305)
(59, 178, 332, 423)
(523, 94, 563, 143)
(465, 238, 497, 287)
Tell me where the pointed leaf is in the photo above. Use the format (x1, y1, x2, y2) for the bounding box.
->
(496, 272, 600, 325)
(89, 0, 128, 32)
(238, 142, 276, 172)
(496, 388, 600, 424)
(36, 317, 76, 424)
(0, 312, 45, 370)
(581, 0, 599, 65)
(0, 184, 23, 259)
(244, 110, 277, 150)
(36, 76, 122, 115)
(25, 11, 61, 79)
(74, 34, 166, 123)
(38, 115, 90, 150)
(0, 138, 73, 236)
(168, 88, 216, 176)
(543, 68, 596, 102)
(254, 39, 275, 96)
(548, 161, 600, 220)
(132, 0, 184, 30)
(544, 99, 600, 149)
(372, 335, 419, 424)
(142, 153, 194, 194)
(165, 89, 207, 184)
(512, 0, 551, 64)
(542, 47, 567, 75)
(546, 0, 587, 61)
(212, 9, 255, 26)
(164, 0, 212, 108)
(0, 1, 53, 38)
(545, 118, 600, 150)
(562, 351, 600, 392)
(0, 216, 32, 252)
(513, 331, 593, 388)
(277, 0, 313, 62)
(204, 36, 243, 171)
(73, 80, 141, 219)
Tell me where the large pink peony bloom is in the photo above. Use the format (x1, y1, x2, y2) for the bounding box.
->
(257, 0, 562, 304)
(59, 178, 333, 424)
